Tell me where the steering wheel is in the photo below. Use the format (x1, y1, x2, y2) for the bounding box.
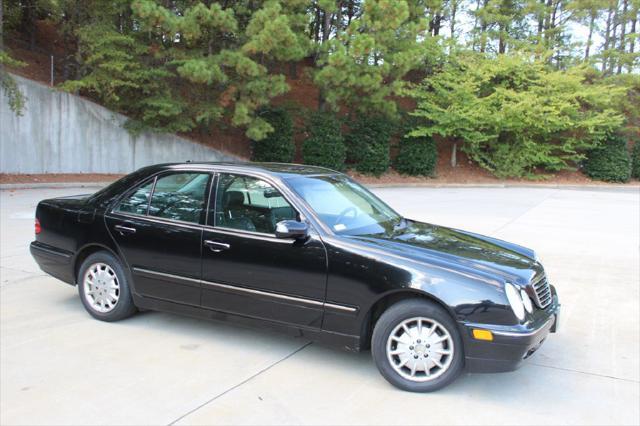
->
(334, 207, 358, 227)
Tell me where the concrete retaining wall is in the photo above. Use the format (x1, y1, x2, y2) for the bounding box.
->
(1, 74, 238, 174)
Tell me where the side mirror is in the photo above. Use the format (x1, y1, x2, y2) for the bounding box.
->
(275, 220, 309, 240)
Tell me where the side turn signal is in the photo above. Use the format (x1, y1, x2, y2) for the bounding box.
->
(472, 329, 494, 341)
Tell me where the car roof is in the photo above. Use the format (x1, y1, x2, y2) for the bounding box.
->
(157, 162, 340, 178)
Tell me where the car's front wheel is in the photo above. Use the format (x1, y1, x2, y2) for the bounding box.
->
(372, 299, 464, 392)
(77, 251, 137, 322)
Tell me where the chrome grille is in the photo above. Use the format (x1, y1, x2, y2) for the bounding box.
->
(531, 273, 552, 308)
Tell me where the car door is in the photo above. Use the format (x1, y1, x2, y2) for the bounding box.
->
(105, 171, 212, 306)
(201, 172, 327, 328)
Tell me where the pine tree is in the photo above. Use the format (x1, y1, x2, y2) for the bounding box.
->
(311, 0, 433, 117)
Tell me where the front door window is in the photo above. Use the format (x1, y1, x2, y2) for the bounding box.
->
(214, 174, 297, 234)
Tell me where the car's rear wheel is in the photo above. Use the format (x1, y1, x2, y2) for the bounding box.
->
(77, 251, 137, 321)
(372, 299, 464, 392)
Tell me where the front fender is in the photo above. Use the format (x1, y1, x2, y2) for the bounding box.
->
(409, 272, 516, 327)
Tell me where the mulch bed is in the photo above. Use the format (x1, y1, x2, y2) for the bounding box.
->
(2, 169, 638, 187)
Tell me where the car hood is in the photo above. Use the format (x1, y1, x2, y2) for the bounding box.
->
(348, 220, 541, 285)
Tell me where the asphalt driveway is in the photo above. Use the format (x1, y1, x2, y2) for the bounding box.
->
(1, 186, 638, 425)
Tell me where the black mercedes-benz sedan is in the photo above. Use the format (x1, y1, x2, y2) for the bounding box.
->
(30, 162, 560, 392)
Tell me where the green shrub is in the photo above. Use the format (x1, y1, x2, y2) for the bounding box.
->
(302, 112, 346, 171)
(584, 134, 631, 182)
(632, 142, 640, 179)
(345, 114, 393, 176)
(395, 135, 438, 176)
(408, 55, 626, 179)
(251, 108, 295, 162)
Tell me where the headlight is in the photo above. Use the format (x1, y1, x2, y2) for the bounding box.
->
(520, 289, 533, 313)
(505, 283, 525, 321)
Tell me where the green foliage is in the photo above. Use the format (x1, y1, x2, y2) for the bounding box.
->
(631, 140, 640, 179)
(584, 134, 631, 182)
(251, 108, 295, 162)
(345, 114, 394, 176)
(53, 0, 309, 139)
(302, 112, 346, 171)
(630, 142, 640, 179)
(130, 0, 309, 140)
(60, 24, 187, 132)
(4, 0, 638, 174)
(408, 54, 626, 179)
(0, 51, 27, 115)
(395, 135, 438, 176)
(604, 74, 640, 145)
(313, 0, 434, 117)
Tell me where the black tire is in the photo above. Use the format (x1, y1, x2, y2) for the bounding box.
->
(77, 251, 137, 322)
(371, 299, 464, 392)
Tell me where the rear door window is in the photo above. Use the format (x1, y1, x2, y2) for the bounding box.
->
(114, 180, 155, 215)
(148, 173, 211, 224)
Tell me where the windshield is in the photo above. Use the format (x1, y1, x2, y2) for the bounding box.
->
(286, 175, 402, 236)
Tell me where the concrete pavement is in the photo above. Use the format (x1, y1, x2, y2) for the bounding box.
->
(1, 186, 639, 425)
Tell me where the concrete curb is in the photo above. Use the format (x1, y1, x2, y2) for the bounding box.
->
(0, 182, 109, 190)
(2, 181, 639, 192)
(366, 182, 640, 192)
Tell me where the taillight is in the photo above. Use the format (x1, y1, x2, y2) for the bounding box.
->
(35, 218, 41, 235)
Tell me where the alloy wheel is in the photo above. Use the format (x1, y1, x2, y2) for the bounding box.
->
(83, 262, 120, 313)
(386, 317, 455, 382)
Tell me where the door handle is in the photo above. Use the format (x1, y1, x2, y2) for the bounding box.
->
(204, 240, 230, 252)
(114, 224, 137, 235)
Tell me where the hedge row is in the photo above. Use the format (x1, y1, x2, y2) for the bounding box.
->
(250, 108, 295, 163)
(632, 141, 640, 179)
(252, 111, 639, 182)
(584, 134, 632, 183)
(252, 109, 438, 176)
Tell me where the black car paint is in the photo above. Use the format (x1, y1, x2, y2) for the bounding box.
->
(30, 162, 559, 373)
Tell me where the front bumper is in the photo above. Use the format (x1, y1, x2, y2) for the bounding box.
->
(461, 293, 561, 373)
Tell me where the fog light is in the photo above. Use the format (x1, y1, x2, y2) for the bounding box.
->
(472, 329, 493, 341)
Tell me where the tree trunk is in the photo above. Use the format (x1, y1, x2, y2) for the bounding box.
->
(537, 0, 545, 40)
(550, 0, 559, 63)
(318, 8, 333, 112)
(322, 9, 332, 42)
(472, 0, 481, 50)
(628, 8, 637, 73)
(289, 62, 298, 80)
(450, 0, 458, 40)
(313, 6, 321, 45)
(73, 0, 82, 81)
(499, 23, 507, 54)
(602, 4, 614, 73)
(451, 142, 457, 168)
(430, 12, 442, 36)
(584, 12, 595, 60)
(347, 0, 354, 25)
(336, 0, 343, 34)
(543, 0, 553, 47)
(479, 0, 489, 52)
(610, 0, 619, 73)
(21, 0, 37, 50)
(617, 0, 628, 73)
(0, 0, 4, 52)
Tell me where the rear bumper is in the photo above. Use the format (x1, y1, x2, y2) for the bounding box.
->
(30, 241, 75, 284)
(461, 294, 561, 373)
